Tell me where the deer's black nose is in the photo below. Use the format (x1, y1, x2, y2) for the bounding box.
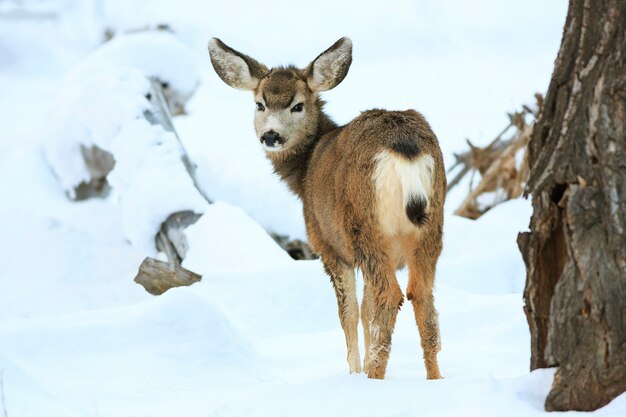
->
(261, 131, 283, 147)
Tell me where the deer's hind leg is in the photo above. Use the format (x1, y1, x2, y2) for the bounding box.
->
(323, 257, 362, 374)
(404, 234, 443, 380)
(358, 241, 404, 379)
(361, 280, 373, 373)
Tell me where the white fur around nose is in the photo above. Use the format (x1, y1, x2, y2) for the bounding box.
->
(263, 114, 282, 133)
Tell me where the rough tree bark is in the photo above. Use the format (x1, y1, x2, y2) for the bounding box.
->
(518, 0, 625, 411)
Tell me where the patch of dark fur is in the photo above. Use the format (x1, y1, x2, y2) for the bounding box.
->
(374, 112, 423, 159)
(268, 69, 297, 81)
(406, 195, 428, 226)
(331, 276, 347, 306)
(261, 68, 301, 108)
(390, 136, 422, 159)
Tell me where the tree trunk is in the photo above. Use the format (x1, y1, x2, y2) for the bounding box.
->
(518, 0, 626, 411)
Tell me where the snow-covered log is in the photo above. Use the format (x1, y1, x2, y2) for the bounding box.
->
(45, 31, 208, 268)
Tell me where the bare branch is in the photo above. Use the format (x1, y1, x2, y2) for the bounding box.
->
(447, 96, 542, 219)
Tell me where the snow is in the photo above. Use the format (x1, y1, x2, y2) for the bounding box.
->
(74, 31, 200, 98)
(438, 198, 531, 295)
(1, 1, 625, 416)
(475, 188, 508, 213)
(184, 201, 293, 274)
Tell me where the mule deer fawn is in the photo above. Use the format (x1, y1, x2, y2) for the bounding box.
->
(208, 37, 445, 379)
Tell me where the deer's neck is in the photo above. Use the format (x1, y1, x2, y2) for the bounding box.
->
(267, 104, 337, 197)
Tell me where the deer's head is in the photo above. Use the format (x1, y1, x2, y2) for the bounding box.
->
(208, 37, 352, 152)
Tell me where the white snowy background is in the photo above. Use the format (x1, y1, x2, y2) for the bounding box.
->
(0, 0, 624, 416)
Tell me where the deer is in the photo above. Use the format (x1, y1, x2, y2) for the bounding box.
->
(208, 37, 445, 380)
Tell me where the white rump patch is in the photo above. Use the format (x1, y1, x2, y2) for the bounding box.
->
(372, 150, 435, 235)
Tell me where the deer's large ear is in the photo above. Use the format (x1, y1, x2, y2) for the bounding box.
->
(208, 38, 268, 90)
(305, 37, 352, 92)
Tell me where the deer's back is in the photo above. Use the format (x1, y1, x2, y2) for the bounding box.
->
(303, 109, 446, 267)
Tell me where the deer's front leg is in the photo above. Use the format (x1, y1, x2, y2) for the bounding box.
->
(324, 260, 362, 374)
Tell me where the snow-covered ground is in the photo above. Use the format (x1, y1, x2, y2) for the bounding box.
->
(1, 1, 625, 416)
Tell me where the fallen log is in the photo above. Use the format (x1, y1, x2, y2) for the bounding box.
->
(44, 32, 207, 294)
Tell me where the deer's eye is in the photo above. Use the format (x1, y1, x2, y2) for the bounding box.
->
(291, 103, 304, 113)
(256, 102, 265, 111)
